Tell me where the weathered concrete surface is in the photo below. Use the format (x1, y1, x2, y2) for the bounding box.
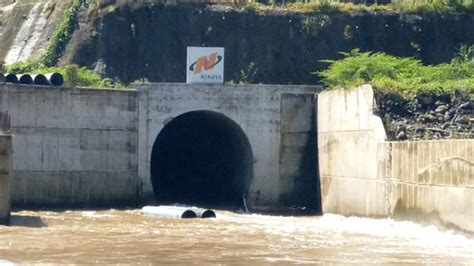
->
(0, 135, 13, 225)
(318, 85, 388, 216)
(318, 84, 474, 233)
(385, 139, 474, 233)
(138, 83, 321, 212)
(0, 84, 139, 208)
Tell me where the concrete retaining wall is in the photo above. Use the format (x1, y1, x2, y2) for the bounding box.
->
(0, 85, 139, 208)
(318, 84, 474, 233)
(0, 135, 13, 225)
(385, 139, 474, 233)
(0, 83, 320, 211)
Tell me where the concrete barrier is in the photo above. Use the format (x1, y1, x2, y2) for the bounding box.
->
(318, 84, 474, 233)
(0, 135, 13, 225)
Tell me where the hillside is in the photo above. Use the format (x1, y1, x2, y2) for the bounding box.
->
(0, 0, 72, 65)
(2, 1, 474, 85)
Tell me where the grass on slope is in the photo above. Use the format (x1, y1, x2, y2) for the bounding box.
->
(244, 0, 474, 14)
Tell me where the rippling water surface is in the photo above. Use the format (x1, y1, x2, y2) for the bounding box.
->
(1, 210, 473, 264)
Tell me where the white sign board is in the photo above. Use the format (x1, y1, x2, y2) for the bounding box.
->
(186, 47, 224, 84)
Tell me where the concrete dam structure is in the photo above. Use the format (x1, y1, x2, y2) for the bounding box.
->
(1, 82, 472, 233)
(0, 83, 321, 213)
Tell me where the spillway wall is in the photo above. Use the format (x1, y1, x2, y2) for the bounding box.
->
(318, 85, 474, 233)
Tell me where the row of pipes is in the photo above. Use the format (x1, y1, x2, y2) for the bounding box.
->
(0, 72, 64, 86)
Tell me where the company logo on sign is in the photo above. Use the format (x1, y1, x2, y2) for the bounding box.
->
(187, 47, 224, 84)
(189, 52, 223, 74)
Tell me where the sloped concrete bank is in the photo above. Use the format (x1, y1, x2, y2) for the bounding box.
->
(318, 84, 474, 233)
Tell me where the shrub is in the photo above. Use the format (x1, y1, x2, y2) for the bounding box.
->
(318, 47, 474, 98)
(41, 0, 91, 67)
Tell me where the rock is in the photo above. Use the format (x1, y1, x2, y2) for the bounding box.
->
(436, 114, 445, 123)
(435, 104, 448, 113)
(456, 102, 470, 114)
(418, 95, 433, 106)
(425, 114, 437, 122)
(456, 115, 470, 124)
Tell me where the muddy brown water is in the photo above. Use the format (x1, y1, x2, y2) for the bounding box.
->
(1, 210, 473, 264)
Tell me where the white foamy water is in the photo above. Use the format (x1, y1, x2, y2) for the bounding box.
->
(0, 210, 473, 264)
(4, 3, 48, 65)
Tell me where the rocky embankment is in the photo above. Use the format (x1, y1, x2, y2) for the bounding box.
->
(376, 90, 473, 141)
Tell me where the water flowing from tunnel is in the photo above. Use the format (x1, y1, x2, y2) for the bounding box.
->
(0, 210, 473, 264)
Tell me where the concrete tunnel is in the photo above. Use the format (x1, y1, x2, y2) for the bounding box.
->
(150, 110, 254, 209)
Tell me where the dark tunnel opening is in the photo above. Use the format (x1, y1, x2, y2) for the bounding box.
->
(150, 111, 254, 210)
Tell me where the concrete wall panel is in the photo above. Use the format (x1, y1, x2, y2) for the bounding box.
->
(0, 85, 139, 207)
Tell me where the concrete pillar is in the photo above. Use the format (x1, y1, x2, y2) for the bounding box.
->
(0, 135, 12, 225)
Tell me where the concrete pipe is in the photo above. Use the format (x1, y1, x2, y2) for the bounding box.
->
(191, 208, 217, 218)
(45, 73, 64, 86)
(142, 206, 198, 219)
(17, 74, 34, 85)
(0, 73, 4, 83)
(32, 74, 49, 86)
(4, 74, 18, 84)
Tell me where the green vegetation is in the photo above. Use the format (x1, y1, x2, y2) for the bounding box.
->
(244, 0, 474, 14)
(318, 46, 474, 98)
(41, 0, 87, 66)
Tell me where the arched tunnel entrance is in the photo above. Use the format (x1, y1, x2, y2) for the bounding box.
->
(150, 111, 253, 210)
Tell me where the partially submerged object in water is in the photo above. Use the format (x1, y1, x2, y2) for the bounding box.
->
(141, 206, 216, 219)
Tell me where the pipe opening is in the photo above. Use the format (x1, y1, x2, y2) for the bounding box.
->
(45, 73, 64, 86)
(5, 74, 18, 83)
(17, 74, 33, 85)
(200, 210, 217, 218)
(32, 74, 49, 86)
(151, 110, 253, 210)
(181, 210, 198, 219)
